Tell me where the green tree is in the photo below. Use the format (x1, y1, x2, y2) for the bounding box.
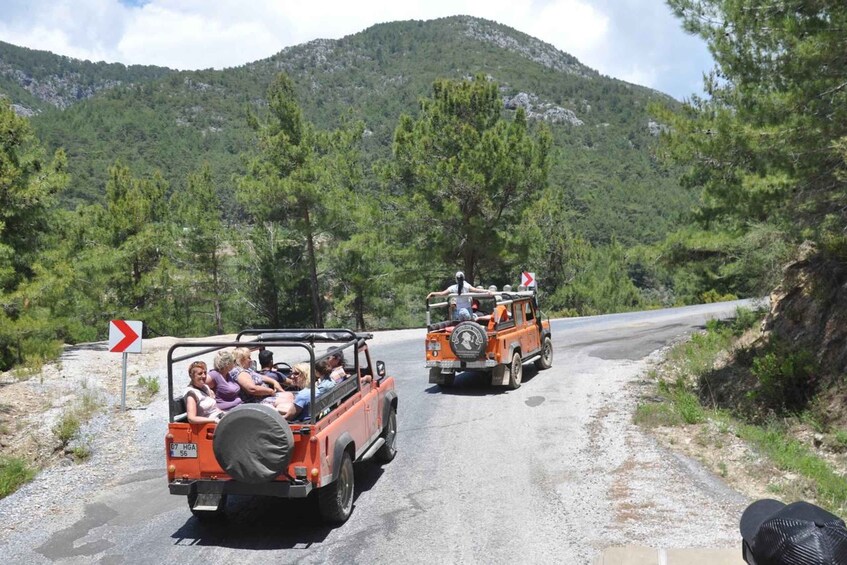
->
(0, 102, 67, 291)
(387, 74, 551, 282)
(100, 163, 173, 327)
(552, 239, 643, 316)
(663, 1, 847, 247)
(240, 74, 323, 326)
(171, 164, 230, 334)
(239, 73, 364, 328)
(0, 101, 67, 368)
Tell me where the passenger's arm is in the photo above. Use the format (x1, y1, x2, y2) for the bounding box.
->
(261, 375, 284, 393)
(427, 288, 450, 299)
(283, 403, 302, 421)
(236, 371, 273, 396)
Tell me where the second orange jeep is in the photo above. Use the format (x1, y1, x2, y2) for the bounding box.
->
(425, 290, 552, 389)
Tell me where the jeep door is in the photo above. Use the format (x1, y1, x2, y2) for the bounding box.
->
(358, 346, 381, 445)
(522, 301, 541, 354)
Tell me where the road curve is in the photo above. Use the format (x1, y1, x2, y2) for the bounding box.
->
(0, 299, 761, 564)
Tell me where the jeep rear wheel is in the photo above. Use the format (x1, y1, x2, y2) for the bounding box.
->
(439, 371, 455, 387)
(374, 408, 397, 463)
(318, 452, 354, 524)
(508, 352, 523, 389)
(535, 336, 553, 370)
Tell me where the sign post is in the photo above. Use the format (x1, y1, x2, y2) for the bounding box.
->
(109, 320, 143, 411)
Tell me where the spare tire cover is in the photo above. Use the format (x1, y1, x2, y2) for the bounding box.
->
(449, 321, 488, 361)
(213, 404, 294, 483)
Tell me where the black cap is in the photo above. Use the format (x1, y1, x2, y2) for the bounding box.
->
(740, 499, 847, 564)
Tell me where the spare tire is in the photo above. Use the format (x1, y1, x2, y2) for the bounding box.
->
(213, 404, 294, 483)
(449, 321, 488, 361)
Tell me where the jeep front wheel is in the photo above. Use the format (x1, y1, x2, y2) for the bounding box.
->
(535, 336, 553, 370)
(318, 452, 354, 524)
(508, 352, 523, 389)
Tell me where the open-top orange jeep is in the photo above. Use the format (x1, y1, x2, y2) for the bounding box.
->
(165, 329, 397, 523)
(425, 289, 552, 389)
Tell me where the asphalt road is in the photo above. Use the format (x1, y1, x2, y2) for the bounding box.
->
(8, 300, 761, 564)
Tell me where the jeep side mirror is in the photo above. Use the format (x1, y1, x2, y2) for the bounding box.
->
(376, 360, 386, 379)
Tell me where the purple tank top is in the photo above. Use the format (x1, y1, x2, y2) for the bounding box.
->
(208, 369, 242, 411)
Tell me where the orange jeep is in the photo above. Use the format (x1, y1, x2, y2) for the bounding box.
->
(165, 329, 397, 523)
(425, 290, 552, 389)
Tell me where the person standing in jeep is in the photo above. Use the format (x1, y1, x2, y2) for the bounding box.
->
(427, 271, 489, 320)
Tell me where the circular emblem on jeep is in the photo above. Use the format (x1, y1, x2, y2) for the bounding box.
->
(449, 321, 488, 361)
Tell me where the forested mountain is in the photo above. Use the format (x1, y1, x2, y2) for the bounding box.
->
(0, 40, 172, 114)
(0, 16, 691, 248)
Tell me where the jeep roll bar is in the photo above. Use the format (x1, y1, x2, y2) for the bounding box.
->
(167, 329, 371, 425)
(425, 292, 495, 327)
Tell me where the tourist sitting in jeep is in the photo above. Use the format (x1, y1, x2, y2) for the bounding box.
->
(283, 363, 319, 421)
(232, 347, 293, 414)
(183, 361, 224, 424)
(207, 350, 243, 411)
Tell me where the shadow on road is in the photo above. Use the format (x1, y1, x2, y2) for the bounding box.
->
(424, 366, 540, 396)
(169, 463, 385, 550)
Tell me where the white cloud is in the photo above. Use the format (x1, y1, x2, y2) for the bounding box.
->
(516, 1, 609, 63)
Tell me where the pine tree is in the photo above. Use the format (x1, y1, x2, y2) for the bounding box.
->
(387, 74, 551, 283)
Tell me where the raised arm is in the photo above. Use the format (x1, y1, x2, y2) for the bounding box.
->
(426, 288, 450, 300)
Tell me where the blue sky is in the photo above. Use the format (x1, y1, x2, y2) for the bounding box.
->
(0, 0, 714, 101)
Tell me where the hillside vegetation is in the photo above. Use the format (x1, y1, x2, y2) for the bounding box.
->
(8, 17, 689, 248)
(632, 0, 847, 515)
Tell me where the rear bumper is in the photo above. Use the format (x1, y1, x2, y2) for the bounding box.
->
(426, 360, 496, 369)
(169, 478, 313, 498)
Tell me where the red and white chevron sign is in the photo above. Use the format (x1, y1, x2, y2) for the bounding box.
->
(521, 272, 536, 288)
(109, 320, 143, 353)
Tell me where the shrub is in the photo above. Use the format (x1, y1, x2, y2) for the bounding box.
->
(701, 289, 738, 303)
(0, 457, 35, 498)
(731, 307, 763, 336)
(674, 390, 705, 424)
(137, 375, 160, 399)
(634, 402, 682, 427)
(751, 347, 817, 412)
(52, 412, 80, 447)
(71, 444, 92, 461)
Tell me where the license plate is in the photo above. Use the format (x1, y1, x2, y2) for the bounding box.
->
(169, 442, 197, 458)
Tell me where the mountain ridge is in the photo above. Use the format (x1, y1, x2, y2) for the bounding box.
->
(0, 15, 690, 248)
